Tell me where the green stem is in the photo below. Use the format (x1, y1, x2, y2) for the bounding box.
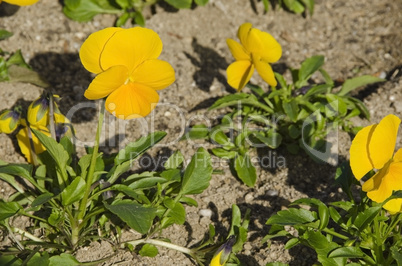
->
(373, 215, 383, 263)
(73, 99, 105, 244)
(127, 238, 193, 256)
(322, 228, 349, 240)
(383, 213, 402, 242)
(20, 211, 47, 223)
(10, 226, 44, 242)
(48, 93, 56, 140)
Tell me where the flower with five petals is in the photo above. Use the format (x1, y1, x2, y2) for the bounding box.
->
(79, 27, 175, 119)
(350, 114, 402, 213)
(226, 23, 282, 91)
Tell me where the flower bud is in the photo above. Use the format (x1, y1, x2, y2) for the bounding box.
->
(0, 109, 21, 134)
(210, 235, 236, 266)
(27, 93, 60, 127)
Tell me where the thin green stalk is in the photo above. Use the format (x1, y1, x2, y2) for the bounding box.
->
(322, 228, 349, 241)
(383, 213, 402, 241)
(73, 99, 105, 244)
(373, 215, 384, 263)
(127, 238, 193, 256)
(10, 226, 44, 243)
(48, 93, 56, 140)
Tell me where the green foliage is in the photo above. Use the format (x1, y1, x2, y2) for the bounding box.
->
(184, 55, 384, 186)
(262, 0, 314, 15)
(0, 32, 49, 87)
(62, 0, 209, 26)
(264, 162, 402, 265)
(0, 112, 219, 264)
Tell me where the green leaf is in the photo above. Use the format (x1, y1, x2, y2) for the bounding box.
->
(164, 0, 192, 9)
(115, 131, 166, 164)
(194, 0, 209, 6)
(27, 252, 49, 266)
(304, 230, 345, 266)
(325, 94, 347, 116)
(209, 93, 273, 113)
(31, 128, 69, 172)
(0, 30, 13, 40)
(180, 148, 212, 195)
(61, 176, 86, 206)
(7, 65, 49, 88)
(334, 162, 354, 200)
(261, 0, 269, 11)
(104, 200, 156, 234)
(180, 196, 198, 207)
(182, 124, 209, 140)
(210, 129, 231, 145)
(234, 153, 257, 187)
(347, 97, 370, 119)
(134, 11, 145, 27)
(48, 253, 80, 266)
(163, 198, 186, 225)
(284, 238, 300, 249)
(31, 193, 54, 208)
(0, 255, 22, 265)
(283, 0, 305, 13)
(63, 0, 121, 22)
(283, 99, 299, 122)
(266, 208, 315, 226)
(164, 150, 184, 169)
(211, 148, 237, 159)
(139, 244, 159, 257)
(300, 0, 314, 15)
(354, 206, 381, 231)
(297, 55, 325, 87)
(328, 247, 364, 258)
(0, 201, 21, 220)
(391, 246, 402, 266)
(337, 75, 385, 96)
(253, 131, 282, 149)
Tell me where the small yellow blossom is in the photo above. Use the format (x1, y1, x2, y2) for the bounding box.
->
(27, 94, 61, 127)
(0, 0, 39, 6)
(79, 27, 175, 119)
(350, 114, 402, 213)
(226, 22, 282, 91)
(0, 109, 21, 134)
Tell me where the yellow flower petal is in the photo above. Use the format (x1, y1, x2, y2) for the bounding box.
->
(79, 27, 123, 74)
(105, 83, 159, 119)
(369, 114, 400, 169)
(394, 148, 402, 162)
(257, 31, 282, 63)
(101, 27, 163, 73)
(350, 125, 376, 180)
(237, 22, 252, 49)
(383, 199, 402, 214)
(226, 39, 249, 61)
(84, 65, 129, 100)
(362, 165, 387, 192)
(244, 28, 264, 55)
(3, 0, 38, 6)
(16, 125, 48, 164)
(131, 59, 175, 90)
(253, 54, 277, 87)
(226, 60, 254, 91)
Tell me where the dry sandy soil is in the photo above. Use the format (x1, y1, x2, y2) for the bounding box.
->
(0, 0, 402, 265)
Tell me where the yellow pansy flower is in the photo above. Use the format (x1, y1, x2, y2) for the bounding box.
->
(350, 114, 402, 213)
(210, 235, 236, 266)
(79, 27, 175, 120)
(226, 22, 282, 91)
(0, 0, 39, 6)
(0, 109, 21, 134)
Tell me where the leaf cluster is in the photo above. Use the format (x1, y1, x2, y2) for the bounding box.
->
(0, 129, 215, 264)
(184, 55, 384, 186)
(262, 0, 315, 15)
(62, 0, 209, 26)
(264, 163, 402, 265)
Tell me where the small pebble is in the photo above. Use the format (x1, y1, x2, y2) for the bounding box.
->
(199, 209, 213, 219)
(164, 111, 171, 117)
(266, 189, 279, 197)
(245, 193, 254, 203)
(389, 95, 395, 101)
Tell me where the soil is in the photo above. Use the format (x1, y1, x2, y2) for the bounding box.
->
(1, 0, 402, 265)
